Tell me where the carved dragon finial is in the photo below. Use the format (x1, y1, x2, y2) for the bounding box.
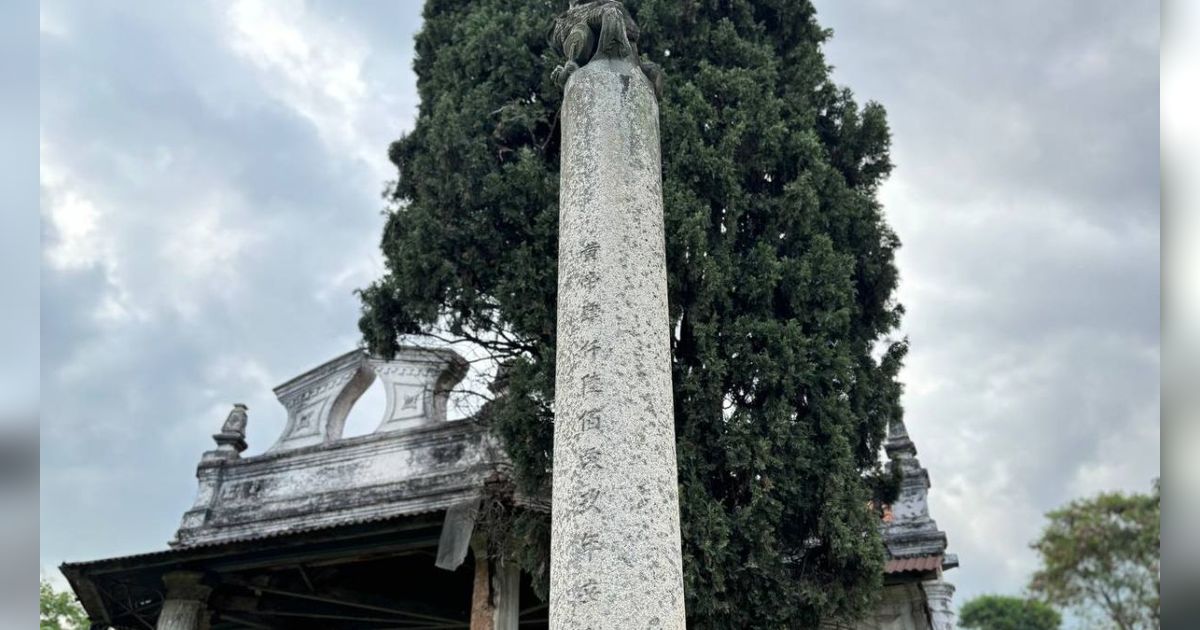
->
(549, 0, 664, 98)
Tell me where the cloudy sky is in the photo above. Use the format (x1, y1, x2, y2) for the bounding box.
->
(40, 0, 1160, 614)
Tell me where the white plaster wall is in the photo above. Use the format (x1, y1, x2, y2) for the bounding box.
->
(855, 583, 933, 630)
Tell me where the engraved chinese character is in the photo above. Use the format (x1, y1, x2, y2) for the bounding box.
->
(577, 446, 602, 472)
(580, 302, 600, 322)
(578, 408, 601, 432)
(579, 531, 601, 561)
(579, 338, 601, 358)
(580, 241, 600, 262)
(580, 372, 602, 396)
(572, 487, 602, 514)
(566, 579, 600, 604)
(577, 269, 601, 290)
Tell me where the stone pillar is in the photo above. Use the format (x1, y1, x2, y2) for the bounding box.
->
(492, 561, 520, 630)
(469, 542, 494, 630)
(156, 571, 211, 630)
(467, 538, 521, 630)
(922, 578, 956, 630)
(549, 48, 686, 630)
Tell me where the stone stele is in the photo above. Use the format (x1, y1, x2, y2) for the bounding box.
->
(549, 4, 686, 627)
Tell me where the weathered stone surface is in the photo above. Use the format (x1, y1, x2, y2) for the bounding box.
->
(883, 418, 950, 559)
(174, 419, 504, 546)
(922, 579, 957, 630)
(369, 347, 467, 433)
(436, 500, 481, 570)
(851, 583, 932, 630)
(492, 560, 521, 630)
(155, 571, 211, 630)
(468, 537, 522, 630)
(269, 350, 376, 452)
(155, 600, 206, 630)
(470, 537, 495, 630)
(550, 57, 685, 628)
(211, 403, 248, 456)
(174, 348, 503, 548)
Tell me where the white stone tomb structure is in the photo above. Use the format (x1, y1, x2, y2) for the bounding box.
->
(62, 347, 548, 630)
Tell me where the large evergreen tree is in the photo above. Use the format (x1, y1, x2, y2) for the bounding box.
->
(360, 1, 904, 625)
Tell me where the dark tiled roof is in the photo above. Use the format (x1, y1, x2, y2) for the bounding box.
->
(883, 554, 943, 574)
(60, 508, 441, 571)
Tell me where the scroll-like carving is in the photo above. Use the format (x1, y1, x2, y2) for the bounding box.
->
(268, 350, 375, 452)
(550, 0, 664, 97)
(369, 347, 467, 433)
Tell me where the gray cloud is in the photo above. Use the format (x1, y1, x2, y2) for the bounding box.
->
(815, 0, 1160, 606)
(40, 0, 421, 570)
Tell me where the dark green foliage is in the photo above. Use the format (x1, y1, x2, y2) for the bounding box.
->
(959, 595, 1061, 630)
(1029, 481, 1161, 630)
(360, 0, 904, 625)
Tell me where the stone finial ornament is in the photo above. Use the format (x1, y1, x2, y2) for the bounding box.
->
(550, 0, 664, 97)
(212, 403, 248, 455)
(221, 403, 248, 435)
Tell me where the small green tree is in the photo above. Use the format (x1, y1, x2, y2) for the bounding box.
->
(1029, 481, 1160, 630)
(40, 579, 87, 630)
(959, 594, 1060, 630)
